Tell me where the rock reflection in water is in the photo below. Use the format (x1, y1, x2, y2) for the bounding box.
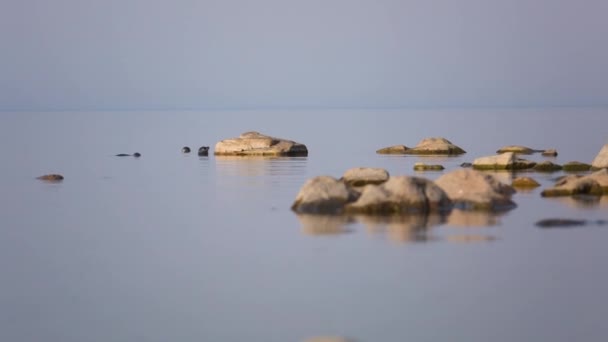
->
(298, 214, 356, 235)
(549, 195, 608, 209)
(215, 156, 307, 178)
(446, 209, 505, 227)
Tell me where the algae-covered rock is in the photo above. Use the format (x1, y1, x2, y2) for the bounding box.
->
(435, 169, 516, 211)
(376, 145, 409, 154)
(512, 177, 541, 188)
(563, 161, 592, 172)
(533, 161, 563, 172)
(542, 149, 558, 157)
(345, 176, 452, 214)
(496, 145, 539, 154)
(591, 144, 608, 169)
(473, 152, 536, 170)
(413, 162, 445, 171)
(342, 167, 389, 186)
(215, 131, 307, 156)
(404, 137, 466, 155)
(291, 176, 355, 214)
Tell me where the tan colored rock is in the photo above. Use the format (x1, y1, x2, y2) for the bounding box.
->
(376, 145, 409, 154)
(214, 131, 307, 156)
(342, 167, 389, 186)
(586, 169, 608, 190)
(36, 174, 64, 181)
(413, 162, 445, 171)
(473, 152, 536, 170)
(591, 144, 608, 169)
(540, 175, 603, 197)
(345, 176, 452, 214)
(404, 137, 465, 155)
(512, 177, 541, 188)
(291, 176, 354, 214)
(541, 149, 558, 157)
(496, 145, 538, 154)
(435, 169, 516, 210)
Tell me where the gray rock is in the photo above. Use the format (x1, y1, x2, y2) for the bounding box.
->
(404, 137, 466, 155)
(591, 144, 608, 169)
(345, 176, 452, 214)
(435, 169, 516, 211)
(342, 167, 389, 186)
(376, 145, 409, 154)
(215, 131, 308, 156)
(472, 152, 536, 170)
(291, 176, 355, 214)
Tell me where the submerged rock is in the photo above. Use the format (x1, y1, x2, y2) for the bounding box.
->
(533, 161, 563, 172)
(413, 162, 445, 171)
(512, 177, 541, 188)
(345, 176, 452, 214)
(291, 176, 355, 214)
(342, 167, 389, 186)
(215, 131, 307, 156)
(541, 149, 558, 157)
(376, 145, 409, 154)
(37, 174, 64, 181)
(435, 169, 516, 211)
(563, 161, 592, 172)
(473, 152, 536, 170)
(496, 145, 539, 154)
(591, 144, 608, 169)
(404, 137, 466, 155)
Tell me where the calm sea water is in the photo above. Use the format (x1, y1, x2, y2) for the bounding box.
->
(0, 109, 607, 342)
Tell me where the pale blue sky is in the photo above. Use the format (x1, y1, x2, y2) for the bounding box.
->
(1, 0, 607, 110)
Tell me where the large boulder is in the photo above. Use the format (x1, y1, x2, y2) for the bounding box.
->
(291, 176, 355, 214)
(376, 145, 409, 154)
(214, 131, 308, 156)
(404, 137, 466, 155)
(435, 169, 516, 210)
(591, 144, 608, 169)
(345, 176, 452, 214)
(342, 167, 389, 186)
(473, 152, 536, 170)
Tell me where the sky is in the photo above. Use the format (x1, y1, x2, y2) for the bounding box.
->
(1, 0, 607, 111)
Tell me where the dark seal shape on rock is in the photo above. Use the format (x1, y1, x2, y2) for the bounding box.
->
(37, 174, 64, 182)
(198, 146, 210, 156)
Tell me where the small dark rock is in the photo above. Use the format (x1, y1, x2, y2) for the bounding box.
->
(133, 152, 141, 158)
(116, 153, 130, 157)
(182, 146, 191, 153)
(460, 162, 473, 168)
(37, 174, 64, 181)
(198, 146, 210, 156)
(541, 149, 558, 157)
(536, 218, 607, 228)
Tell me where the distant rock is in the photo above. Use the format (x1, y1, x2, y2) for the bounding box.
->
(404, 137, 466, 155)
(215, 131, 307, 156)
(535, 218, 606, 228)
(533, 161, 563, 172)
(376, 145, 409, 154)
(473, 152, 536, 170)
(345, 176, 452, 214)
(591, 144, 608, 169)
(198, 146, 210, 156)
(563, 161, 592, 172)
(435, 169, 516, 211)
(460, 162, 473, 168)
(541, 149, 558, 157)
(36, 174, 64, 181)
(342, 167, 389, 186)
(291, 176, 355, 214)
(182, 146, 191, 153)
(413, 162, 445, 171)
(496, 145, 539, 154)
(116, 152, 141, 157)
(512, 177, 541, 188)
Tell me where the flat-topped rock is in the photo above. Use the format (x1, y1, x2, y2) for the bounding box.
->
(563, 161, 592, 172)
(435, 169, 516, 211)
(404, 137, 466, 155)
(540, 173, 605, 197)
(345, 176, 452, 214)
(342, 167, 389, 186)
(473, 152, 536, 170)
(376, 145, 409, 154)
(291, 176, 355, 214)
(214, 131, 308, 156)
(591, 144, 608, 169)
(496, 145, 540, 154)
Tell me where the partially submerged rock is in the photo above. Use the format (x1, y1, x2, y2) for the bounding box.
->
(496, 145, 539, 154)
(215, 131, 308, 156)
(345, 176, 452, 214)
(541, 149, 558, 157)
(376, 145, 409, 154)
(342, 167, 389, 186)
(563, 161, 591, 172)
(413, 162, 445, 171)
(37, 174, 64, 182)
(533, 161, 563, 172)
(435, 169, 516, 211)
(473, 152, 536, 170)
(291, 176, 355, 214)
(198, 146, 210, 156)
(182, 146, 191, 153)
(535, 218, 606, 228)
(540, 174, 604, 197)
(512, 177, 541, 188)
(591, 144, 608, 169)
(404, 137, 466, 155)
